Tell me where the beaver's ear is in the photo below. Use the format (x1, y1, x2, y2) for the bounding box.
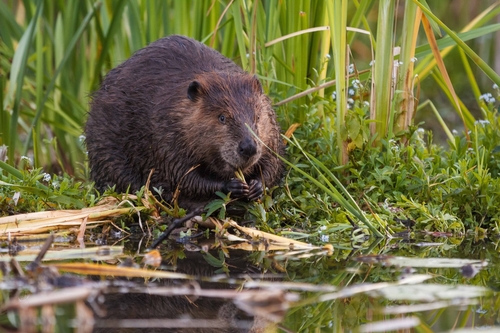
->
(252, 75, 263, 94)
(187, 81, 203, 102)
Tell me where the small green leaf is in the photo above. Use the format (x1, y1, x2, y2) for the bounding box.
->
(203, 252, 223, 268)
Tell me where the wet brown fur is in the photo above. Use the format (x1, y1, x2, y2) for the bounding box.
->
(85, 35, 284, 209)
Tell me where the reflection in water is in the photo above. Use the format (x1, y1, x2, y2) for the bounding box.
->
(93, 249, 275, 333)
(94, 293, 255, 332)
(3, 232, 497, 332)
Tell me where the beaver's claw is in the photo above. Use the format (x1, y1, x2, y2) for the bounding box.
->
(224, 178, 262, 201)
(247, 178, 263, 201)
(224, 178, 249, 198)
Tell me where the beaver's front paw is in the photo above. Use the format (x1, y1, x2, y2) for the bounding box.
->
(224, 178, 249, 198)
(247, 178, 263, 202)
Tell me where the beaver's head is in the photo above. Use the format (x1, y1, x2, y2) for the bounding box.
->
(181, 72, 271, 178)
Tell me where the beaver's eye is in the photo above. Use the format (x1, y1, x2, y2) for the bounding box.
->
(218, 114, 226, 124)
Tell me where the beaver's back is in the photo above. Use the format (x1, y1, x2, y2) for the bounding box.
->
(90, 35, 244, 117)
(103, 35, 243, 89)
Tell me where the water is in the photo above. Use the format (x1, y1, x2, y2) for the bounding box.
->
(0, 232, 498, 332)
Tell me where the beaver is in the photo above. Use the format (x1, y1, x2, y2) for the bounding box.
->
(85, 35, 284, 210)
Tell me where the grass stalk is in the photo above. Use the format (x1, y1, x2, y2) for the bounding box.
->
(348, 0, 374, 44)
(34, 15, 43, 169)
(421, 13, 470, 139)
(371, 0, 395, 143)
(232, 0, 248, 71)
(458, 48, 481, 103)
(394, 2, 420, 137)
(329, 0, 348, 165)
(91, 0, 127, 91)
(315, 3, 331, 120)
(0, 75, 6, 149)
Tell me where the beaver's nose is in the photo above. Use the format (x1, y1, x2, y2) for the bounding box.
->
(238, 137, 257, 159)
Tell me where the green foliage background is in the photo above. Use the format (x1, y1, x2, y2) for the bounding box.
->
(1, 0, 500, 235)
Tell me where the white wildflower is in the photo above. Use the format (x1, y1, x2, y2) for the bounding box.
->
(320, 234, 330, 243)
(21, 156, 32, 164)
(389, 139, 399, 152)
(348, 88, 355, 96)
(43, 173, 51, 182)
(493, 84, 498, 90)
(352, 79, 363, 89)
(475, 119, 490, 126)
(480, 93, 493, 101)
(332, 91, 337, 100)
(348, 64, 354, 74)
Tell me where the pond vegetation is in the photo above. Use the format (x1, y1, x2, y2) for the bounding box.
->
(1, 0, 500, 332)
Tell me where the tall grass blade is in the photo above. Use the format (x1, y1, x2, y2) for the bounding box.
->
(421, 13, 470, 139)
(0, 75, 6, 149)
(0, 0, 23, 48)
(34, 16, 43, 169)
(347, 0, 374, 44)
(7, 0, 43, 165)
(91, 0, 127, 91)
(458, 48, 481, 103)
(394, 2, 420, 137)
(328, 0, 348, 164)
(232, 0, 248, 71)
(125, 0, 145, 52)
(371, 0, 395, 142)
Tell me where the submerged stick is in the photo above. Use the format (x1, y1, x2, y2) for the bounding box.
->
(26, 234, 55, 272)
(148, 206, 205, 250)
